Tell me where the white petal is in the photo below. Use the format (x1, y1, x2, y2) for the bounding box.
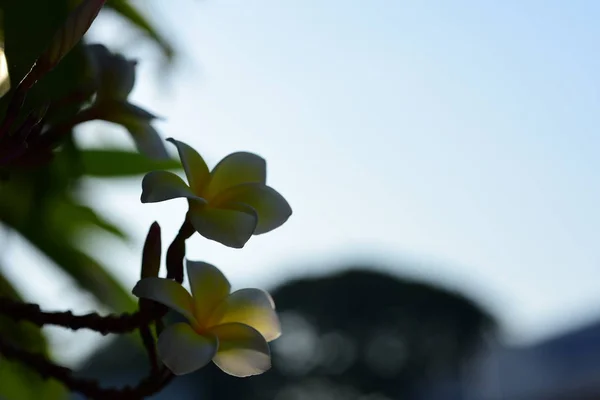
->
(167, 138, 210, 194)
(210, 323, 271, 377)
(210, 289, 281, 341)
(205, 152, 266, 199)
(186, 260, 231, 323)
(212, 183, 292, 234)
(187, 201, 258, 248)
(157, 322, 217, 375)
(0, 47, 9, 99)
(129, 124, 169, 160)
(132, 278, 196, 324)
(141, 171, 205, 203)
(101, 102, 167, 160)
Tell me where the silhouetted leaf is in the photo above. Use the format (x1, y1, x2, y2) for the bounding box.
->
(0, 355, 67, 400)
(28, 0, 107, 85)
(106, 0, 174, 60)
(0, 185, 135, 312)
(97, 101, 169, 159)
(50, 198, 128, 240)
(1, 0, 88, 124)
(28, 234, 135, 312)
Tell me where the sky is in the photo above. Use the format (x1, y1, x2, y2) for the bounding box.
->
(4, 0, 600, 365)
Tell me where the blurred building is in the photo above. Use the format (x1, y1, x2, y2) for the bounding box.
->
(414, 319, 600, 400)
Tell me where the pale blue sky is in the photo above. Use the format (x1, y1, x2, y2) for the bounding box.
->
(5, 1, 600, 364)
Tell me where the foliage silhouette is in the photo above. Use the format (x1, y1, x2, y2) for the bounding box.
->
(205, 268, 496, 400)
(0, 1, 181, 398)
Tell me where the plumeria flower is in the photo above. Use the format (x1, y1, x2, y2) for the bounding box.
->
(132, 260, 281, 377)
(87, 43, 136, 101)
(86, 44, 168, 159)
(141, 138, 292, 248)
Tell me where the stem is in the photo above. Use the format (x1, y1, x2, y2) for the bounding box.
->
(39, 106, 100, 147)
(155, 318, 165, 337)
(48, 84, 95, 113)
(165, 218, 195, 283)
(139, 325, 159, 375)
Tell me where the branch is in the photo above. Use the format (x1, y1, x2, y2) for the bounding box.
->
(38, 106, 101, 148)
(0, 221, 194, 398)
(0, 221, 185, 334)
(0, 298, 166, 335)
(0, 336, 174, 400)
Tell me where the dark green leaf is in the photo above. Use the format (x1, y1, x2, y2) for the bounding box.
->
(0, 185, 135, 312)
(97, 101, 169, 159)
(78, 148, 181, 177)
(49, 198, 128, 240)
(0, 358, 67, 400)
(31, 237, 135, 312)
(1, 0, 88, 123)
(28, 0, 107, 85)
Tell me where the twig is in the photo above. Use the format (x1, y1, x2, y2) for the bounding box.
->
(0, 336, 174, 400)
(139, 324, 159, 375)
(0, 220, 195, 398)
(0, 220, 192, 334)
(0, 298, 165, 335)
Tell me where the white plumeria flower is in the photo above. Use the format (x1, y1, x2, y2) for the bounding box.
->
(132, 260, 281, 377)
(140, 138, 292, 248)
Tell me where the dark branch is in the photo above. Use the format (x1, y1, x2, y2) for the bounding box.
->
(0, 220, 195, 334)
(139, 324, 159, 375)
(0, 336, 174, 400)
(0, 298, 166, 335)
(0, 221, 196, 398)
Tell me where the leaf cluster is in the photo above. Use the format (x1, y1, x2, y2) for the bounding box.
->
(0, 1, 183, 398)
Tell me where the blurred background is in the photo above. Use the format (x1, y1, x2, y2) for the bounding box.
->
(2, 1, 600, 399)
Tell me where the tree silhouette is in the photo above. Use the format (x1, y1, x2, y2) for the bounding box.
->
(203, 267, 496, 400)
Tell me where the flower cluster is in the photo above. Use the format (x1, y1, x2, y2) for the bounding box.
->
(134, 138, 291, 377)
(0, 0, 291, 396)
